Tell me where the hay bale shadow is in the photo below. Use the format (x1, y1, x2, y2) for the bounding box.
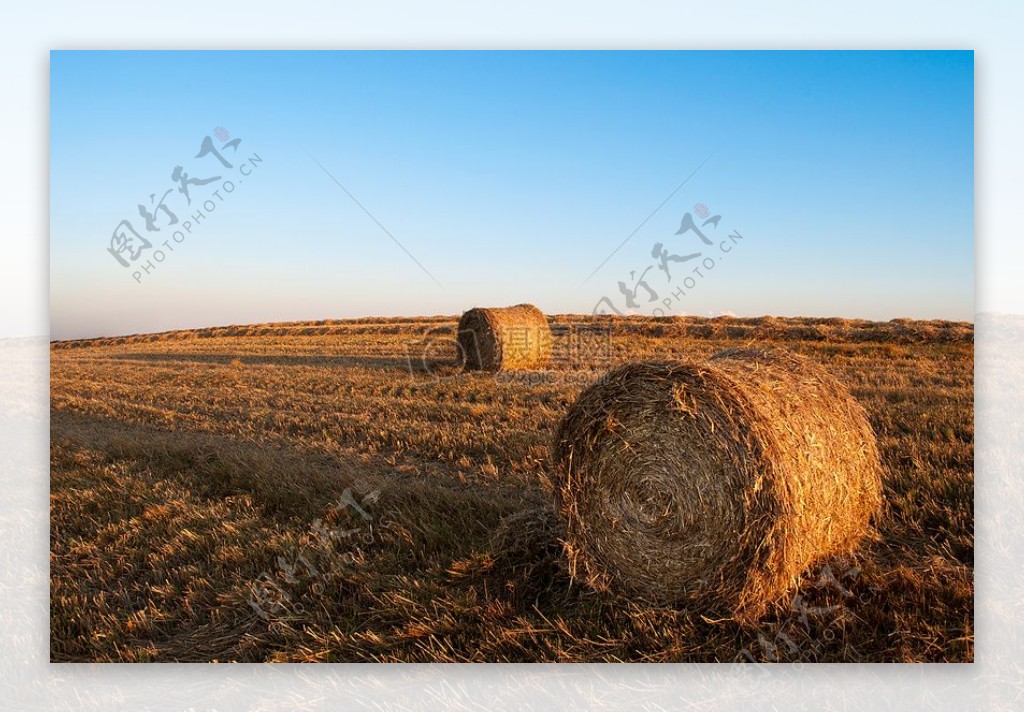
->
(450, 507, 574, 610)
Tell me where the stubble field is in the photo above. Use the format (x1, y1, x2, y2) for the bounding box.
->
(50, 314, 973, 662)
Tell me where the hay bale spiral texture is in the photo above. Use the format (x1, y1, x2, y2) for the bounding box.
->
(552, 347, 883, 622)
(458, 304, 553, 372)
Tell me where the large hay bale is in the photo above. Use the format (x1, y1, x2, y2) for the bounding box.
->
(552, 347, 883, 622)
(457, 304, 553, 372)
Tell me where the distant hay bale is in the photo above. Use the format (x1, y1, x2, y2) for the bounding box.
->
(457, 304, 552, 372)
(552, 347, 883, 623)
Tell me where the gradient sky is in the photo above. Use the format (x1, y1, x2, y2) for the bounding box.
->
(50, 50, 973, 339)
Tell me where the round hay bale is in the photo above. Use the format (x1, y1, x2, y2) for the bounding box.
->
(457, 304, 553, 372)
(552, 347, 883, 622)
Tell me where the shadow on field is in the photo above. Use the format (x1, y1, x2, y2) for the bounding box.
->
(50, 409, 587, 661)
(102, 352, 450, 373)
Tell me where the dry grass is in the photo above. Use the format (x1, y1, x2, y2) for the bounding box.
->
(552, 348, 883, 623)
(50, 314, 973, 662)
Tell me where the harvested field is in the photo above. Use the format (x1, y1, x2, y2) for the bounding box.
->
(50, 314, 974, 662)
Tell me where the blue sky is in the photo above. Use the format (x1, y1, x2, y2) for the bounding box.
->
(50, 50, 973, 339)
